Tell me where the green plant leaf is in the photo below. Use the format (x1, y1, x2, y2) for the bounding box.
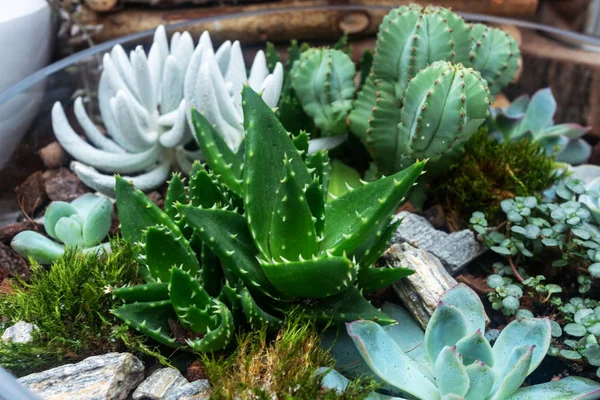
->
(346, 320, 440, 399)
(143, 225, 199, 283)
(435, 346, 469, 398)
(112, 282, 170, 303)
(169, 267, 215, 333)
(492, 318, 551, 377)
(424, 302, 469, 365)
(505, 376, 600, 400)
(112, 300, 179, 348)
(269, 157, 319, 261)
(242, 85, 312, 258)
(260, 255, 356, 298)
(192, 109, 243, 195)
(322, 161, 425, 256)
(177, 205, 282, 299)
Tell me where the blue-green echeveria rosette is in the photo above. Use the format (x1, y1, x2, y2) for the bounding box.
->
(333, 284, 600, 399)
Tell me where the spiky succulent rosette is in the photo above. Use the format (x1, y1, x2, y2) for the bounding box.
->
(110, 87, 423, 352)
(348, 4, 518, 176)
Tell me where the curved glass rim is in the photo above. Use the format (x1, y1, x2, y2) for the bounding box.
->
(2, 4, 600, 107)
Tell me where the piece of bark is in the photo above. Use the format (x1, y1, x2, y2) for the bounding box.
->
(385, 242, 489, 330)
(15, 172, 48, 218)
(0, 221, 42, 245)
(80, 0, 538, 44)
(42, 168, 90, 203)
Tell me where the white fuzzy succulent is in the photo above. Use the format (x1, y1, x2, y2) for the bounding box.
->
(52, 26, 284, 196)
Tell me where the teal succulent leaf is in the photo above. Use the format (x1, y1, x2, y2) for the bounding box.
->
(346, 319, 440, 399)
(191, 109, 243, 195)
(439, 283, 487, 334)
(490, 345, 533, 400)
(338, 284, 571, 400)
(112, 299, 179, 348)
(11, 231, 66, 264)
(260, 255, 356, 298)
(12, 193, 112, 264)
(425, 302, 469, 365)
(435, 346, 469, 398)
(491, 318, 551, 377)
(465, 362, 495, 400)
(456, 330, 494, 367)
(505, 377, 600, 399)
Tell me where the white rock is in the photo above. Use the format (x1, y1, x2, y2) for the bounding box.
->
(18, 352, 144, 400)
(133, 368, 188, 400)
(165, 379, 211, 400)
(1, 321, 39, 344)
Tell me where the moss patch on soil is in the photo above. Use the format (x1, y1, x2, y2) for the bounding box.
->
(430, 128, 558, 228)
(0, 238, 141, 375)
(203, 313, 376, 399)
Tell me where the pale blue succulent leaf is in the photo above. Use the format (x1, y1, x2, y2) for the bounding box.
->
(504, 377, 600, 400)
(492, 318, 551, 377)
(434, 346, 469, 398)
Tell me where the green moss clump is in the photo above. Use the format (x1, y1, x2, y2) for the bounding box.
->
(431, 128, 558, 228)
(203, 313, 376, 399)
(0, 238, 140, 376)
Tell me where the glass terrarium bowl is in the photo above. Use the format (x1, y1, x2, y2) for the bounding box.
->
(1, 5, 600, 224)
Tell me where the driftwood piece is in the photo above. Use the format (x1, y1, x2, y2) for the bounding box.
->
(80, 0, 538, 44)
(385, 242, 490, 330)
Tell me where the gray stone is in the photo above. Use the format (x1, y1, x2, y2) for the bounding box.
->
(1, 321, 39, 344)
(165, 379, 211, 400)
(392, 211, 484, 274)
(133, 368, 188, 400)
(19, 352, 144, 400)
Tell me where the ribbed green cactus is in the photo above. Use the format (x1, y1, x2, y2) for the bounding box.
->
(366, 61, 491, 175)
(325, 284, 600, 399)
(111, 86, 423, 353)
(348, 4, 519, 176)
(468, 24, 520, 96)
(290, 48, 356, 136)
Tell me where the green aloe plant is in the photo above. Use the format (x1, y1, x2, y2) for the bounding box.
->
(110, 86, 423, 352)
(11, 194, 113, 264)
(329, 284, 600, 399)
